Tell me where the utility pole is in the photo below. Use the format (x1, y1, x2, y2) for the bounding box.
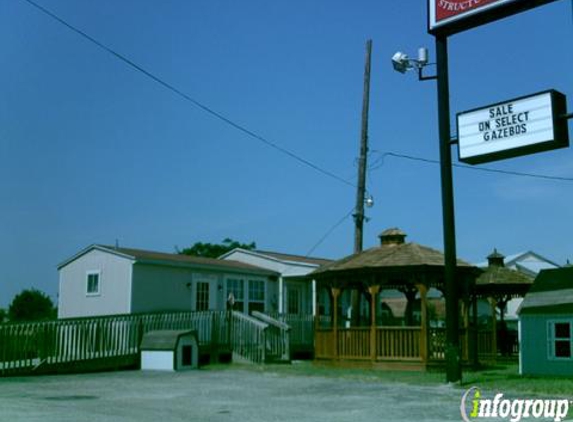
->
(354, 39, 372, 254)
(351, 39, 372, 327)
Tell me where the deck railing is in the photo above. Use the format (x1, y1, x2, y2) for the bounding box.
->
(252, 311, 290, 361)
(229, 311, 268, 364)
(0, 311, 229, 376)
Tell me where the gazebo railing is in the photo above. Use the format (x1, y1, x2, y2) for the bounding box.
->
(338, 327, 370, 360)
(376, 327, 421, 360)
(315, 326, 423, 361)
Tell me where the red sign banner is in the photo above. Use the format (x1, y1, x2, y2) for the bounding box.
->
(435, 0, 503, 22)
(428, 0, 557, 34)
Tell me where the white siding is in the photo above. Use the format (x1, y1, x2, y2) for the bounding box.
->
(223, 250, 316, 314)
(131, 264, 194, 313)
(58, 249, 133, 318)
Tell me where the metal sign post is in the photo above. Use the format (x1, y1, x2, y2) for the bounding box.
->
(427, 0, 568, 384)
(435, 34, 462, 383)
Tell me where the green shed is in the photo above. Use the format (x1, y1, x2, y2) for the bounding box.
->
(518, 267, 573, 376)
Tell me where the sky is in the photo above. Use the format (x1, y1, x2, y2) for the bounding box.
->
(1, 0, 572, 308)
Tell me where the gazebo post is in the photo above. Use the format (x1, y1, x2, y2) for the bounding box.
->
(368, 285, 380, 361)
(416, 283, 429, 365)
(489, 297, 497, 363)
(331, 287, 341, 359)
(461, 298, 470, 362)
(471, 293, 479, 368)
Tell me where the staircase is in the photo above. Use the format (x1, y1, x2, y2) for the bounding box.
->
(229, 311, 290, 364)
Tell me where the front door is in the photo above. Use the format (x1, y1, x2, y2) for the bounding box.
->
(286, 285, 302, 315)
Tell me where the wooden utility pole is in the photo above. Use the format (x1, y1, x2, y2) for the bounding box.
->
(351, 40, 372, 327)
(353, 39, 372, 254)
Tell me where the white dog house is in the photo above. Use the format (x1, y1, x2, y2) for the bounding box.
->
(141, 330, 199, 371)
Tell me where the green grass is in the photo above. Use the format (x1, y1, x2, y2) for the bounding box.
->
(206, 360, 573, 397)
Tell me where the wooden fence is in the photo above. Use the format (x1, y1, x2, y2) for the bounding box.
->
(267, 312, 315, 356)
(0, 311, 236, 376)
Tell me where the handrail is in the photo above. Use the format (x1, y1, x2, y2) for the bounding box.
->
(251, 311, 291, 331)
(231, 311, 268, 330)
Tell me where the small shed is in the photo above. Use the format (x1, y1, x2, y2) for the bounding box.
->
(141, 330, 199, 371)
(518, 267, 573, 376)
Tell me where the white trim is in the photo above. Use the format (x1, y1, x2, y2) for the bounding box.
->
(312, 279, 317, 317)
(58, 244, 135, 269)
(278, 276, 284, 314)
(127, 262, 133, 313)
(220, 248, 324, 269)
(547, 319, 573, 361)
(86, 270, 101, 296)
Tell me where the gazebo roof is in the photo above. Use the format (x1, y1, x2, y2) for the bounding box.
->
(476, 266, 533, 287)
(474, 249, 534, 297)
(313, 228, 476, 280)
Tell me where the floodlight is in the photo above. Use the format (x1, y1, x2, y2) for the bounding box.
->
(391, 52, 410, 73)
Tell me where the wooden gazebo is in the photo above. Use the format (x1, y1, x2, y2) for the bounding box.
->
(470, 249, 534, 361)
(312, 228, 480, 369)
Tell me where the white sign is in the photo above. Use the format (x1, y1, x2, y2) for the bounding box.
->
(457, 91, 568, 164)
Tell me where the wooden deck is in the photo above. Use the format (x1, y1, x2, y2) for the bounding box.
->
(0, 310, 291, 376)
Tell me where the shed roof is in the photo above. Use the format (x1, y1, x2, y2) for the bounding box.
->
(140, 330, 198, 350)
(518, 267, 573, 315)
(58, 244, 278, 276)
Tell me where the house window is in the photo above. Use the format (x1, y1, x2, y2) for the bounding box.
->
(86, 271, 100, 296)
(549, 320, 572, 359)
(226, 278, 244, 312)
(196, 282, 210, 311)
(248, 279, 265, 314)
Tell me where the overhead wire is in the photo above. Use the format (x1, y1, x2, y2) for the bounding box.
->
(21, 0, 356, 189)
(305, 207, 355, 258)
(371, 152, 573, 182)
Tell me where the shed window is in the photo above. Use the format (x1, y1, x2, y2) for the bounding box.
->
(86, 271, 100, 296)
(549, 321, 572, 359)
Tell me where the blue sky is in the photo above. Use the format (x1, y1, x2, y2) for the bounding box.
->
(1, 0, 572, 308)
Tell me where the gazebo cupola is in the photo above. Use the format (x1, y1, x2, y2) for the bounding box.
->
(378, 228, 407, 246)
(487, 248, 505, 267)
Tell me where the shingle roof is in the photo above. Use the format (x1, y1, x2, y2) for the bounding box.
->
(313, 241, 474, 276)
(475, 266, 533, 287)
(518, 267, 573, 315)
(58, 244, 278, 276)
(253, 250, 333, 266)
(140, 330, 197, 350)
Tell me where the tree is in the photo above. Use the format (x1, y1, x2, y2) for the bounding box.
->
(0, 308, 6, 323)
(179, 238, 256, 259)
(8, 289, 56, 322)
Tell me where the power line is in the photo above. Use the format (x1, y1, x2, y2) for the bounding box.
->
(372, 151, 573, 182)
(22, 0, 356, 189)
(305, 207, 355, 258)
